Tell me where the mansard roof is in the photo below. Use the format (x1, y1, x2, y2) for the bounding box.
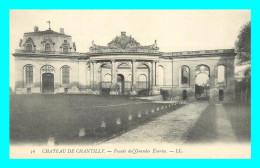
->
(24, 29, 71, 37)
(89, 32, 159, 53)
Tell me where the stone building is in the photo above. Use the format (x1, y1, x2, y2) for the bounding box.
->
(13, 26, 236, 102)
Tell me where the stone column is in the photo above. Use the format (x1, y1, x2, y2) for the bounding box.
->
(111, 60, 117, 85)
(110, 60, 118, 94)
(150, 61, 156, 95)
(131, 60, 137, 95)
(89, 61, 93, 87)
(155, 61, 158, 86)
(152, 61, 160, 95)
(92, 61, 96, 86)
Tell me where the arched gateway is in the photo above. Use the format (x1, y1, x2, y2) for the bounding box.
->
(195, 65, 210, 100)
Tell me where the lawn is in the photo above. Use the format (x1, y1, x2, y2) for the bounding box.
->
(224, 103, 251, 142)
(10, 94, 183, 145)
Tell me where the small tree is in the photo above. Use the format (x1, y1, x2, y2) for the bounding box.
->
(235, 21, 251, 103)
(235, 21, 251, 66)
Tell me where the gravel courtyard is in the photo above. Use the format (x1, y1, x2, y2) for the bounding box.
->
(103, 102, 250, 144)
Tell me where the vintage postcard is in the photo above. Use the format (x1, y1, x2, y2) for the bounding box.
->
(9, 10, 251, 159)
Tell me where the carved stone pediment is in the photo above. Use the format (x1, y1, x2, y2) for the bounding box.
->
(41, 38, 55, 45)
(60, 40, 71, 49)
(89, 32, 159, 53)
(23, 37, 36, 48)
(107, 33, 140, 49)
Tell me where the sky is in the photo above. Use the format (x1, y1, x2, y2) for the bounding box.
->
(9, 10, 251, 89)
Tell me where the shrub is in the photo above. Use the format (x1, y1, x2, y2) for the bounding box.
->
(138, 89, 149, 96)
(160, 89, 170, 101)
(101, 88, 111, 95)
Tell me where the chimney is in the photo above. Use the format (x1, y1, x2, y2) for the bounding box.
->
(60, 28, 64, 34)
(34, 26, 39, 32)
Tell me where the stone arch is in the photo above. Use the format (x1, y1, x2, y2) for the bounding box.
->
(117, 62, 131, 68)
(40, 65, 55, 74)
(195, 64, 210, 77)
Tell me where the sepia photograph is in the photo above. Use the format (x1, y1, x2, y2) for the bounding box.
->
(9, 10, 251, 159)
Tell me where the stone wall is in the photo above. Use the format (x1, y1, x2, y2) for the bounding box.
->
(14, 53, 235, 102)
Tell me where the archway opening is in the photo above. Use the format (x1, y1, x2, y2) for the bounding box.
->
(117, 63, 131, 94)
(117, 74, 125, 95)
(195, 65, 210, 100)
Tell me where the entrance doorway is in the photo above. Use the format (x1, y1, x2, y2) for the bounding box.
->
(42, 73, 54, 93)
(219, 89, 224, 101)
(117, 74, 125, 95)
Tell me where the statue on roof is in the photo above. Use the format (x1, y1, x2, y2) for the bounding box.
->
(73, 42, 76, 52)
(19, 39, 23, 47)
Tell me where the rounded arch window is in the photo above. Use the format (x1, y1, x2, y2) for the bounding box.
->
(217, 65, 225, 83)
(62, 66, 70, 84)
(25, 65, 33, 84)
(181, 66, 190, 85)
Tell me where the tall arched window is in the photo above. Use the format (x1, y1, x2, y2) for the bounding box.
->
(26, 44, 32, 51)
(217, 65, 225, 83)
(25, 65, 33, 84)
(45, 43, 51, 51)
(63, 46, 68, 53)
(180, 66, 190, 86)
(62, 66, 70, 84)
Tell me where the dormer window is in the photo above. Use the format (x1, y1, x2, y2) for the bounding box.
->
(63, 46, 68, 53)
(26, 44, 32, 51)
(45, 43, 51, 51)
(23, 37, 35, 51)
